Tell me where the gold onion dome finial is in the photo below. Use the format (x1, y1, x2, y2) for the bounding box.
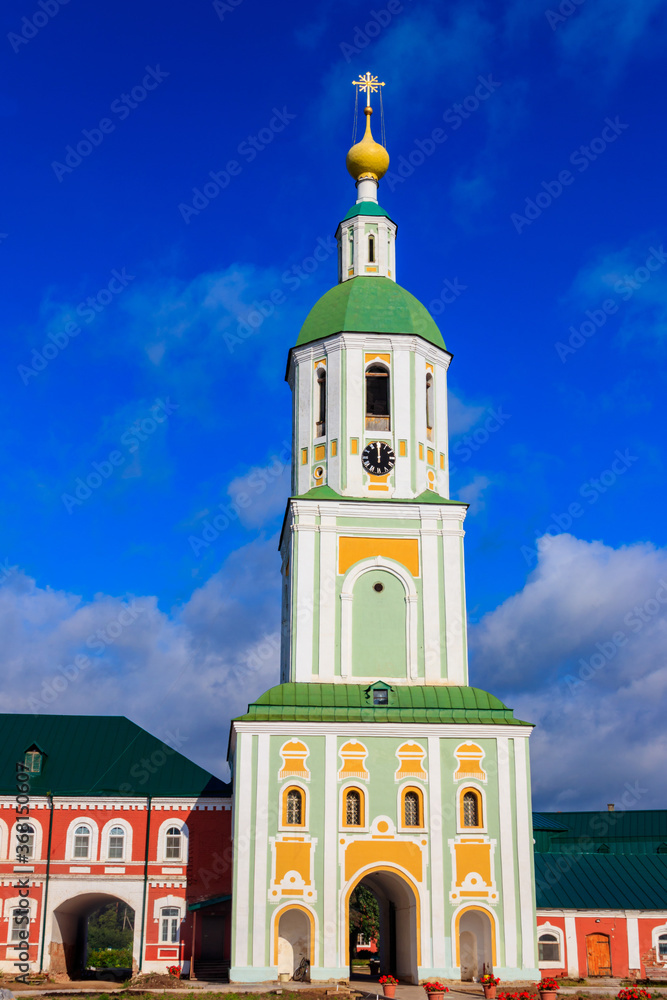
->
(346, 72, 389, 181)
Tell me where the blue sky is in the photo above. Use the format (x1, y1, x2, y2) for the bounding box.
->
(2, 0, 666, 808)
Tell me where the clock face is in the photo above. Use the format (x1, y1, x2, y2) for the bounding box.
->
(361, 441, 396, 476)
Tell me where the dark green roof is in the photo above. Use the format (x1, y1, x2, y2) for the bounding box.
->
(533, 809, 667, 855)
(234, 683, 531, 726)
(532, 812, 569, 832)
(295, 277, 446, 350)
(341, 201, 395, 224)
(535, 852, 667, 909)
(0, 714, 229, 797)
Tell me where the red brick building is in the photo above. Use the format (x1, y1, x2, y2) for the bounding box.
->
(0, 715, 232, 979)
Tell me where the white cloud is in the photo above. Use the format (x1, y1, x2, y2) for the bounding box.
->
(448, 389, 488, 436)
(470, 533, 667, 809)
(0, 535, 283, 782)
(226, 449, 292, 529)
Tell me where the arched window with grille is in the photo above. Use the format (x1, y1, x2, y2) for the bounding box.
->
(165, 827, 182, 860)
(365, 364, 390, 431)
(401, 787, 423, 828)
(316, 367, 326, 437)
(460, 787, 483, 829)
(283, 786, 305, 827)
(343, 788, 364, 827)
(426, 372, 434, 440)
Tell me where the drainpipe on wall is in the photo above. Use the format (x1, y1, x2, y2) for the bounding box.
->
(137, 796, 152, 971)
(38, 794, 55, 973)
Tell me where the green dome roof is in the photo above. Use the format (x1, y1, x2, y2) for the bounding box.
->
(295, 276, 445, 350)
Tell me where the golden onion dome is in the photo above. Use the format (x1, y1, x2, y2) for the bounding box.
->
(346, 107, 390, 181)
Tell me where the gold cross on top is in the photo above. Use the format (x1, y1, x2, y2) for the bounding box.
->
(352, 72, 385, 110)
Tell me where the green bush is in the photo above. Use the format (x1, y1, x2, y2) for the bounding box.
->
(86, 947, 132, 968)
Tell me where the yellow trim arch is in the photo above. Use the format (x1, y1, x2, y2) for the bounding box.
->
(342, 786, 366, 828)
(272, 903, 316, 966)
(459, 786, 484, 829)
(343, 864, 422, 965)
(400, 785, 425, 830)
(281, 785, 306, 828)
(454, 904, 497, 966)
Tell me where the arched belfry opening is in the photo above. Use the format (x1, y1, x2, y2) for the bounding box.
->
(347, 869, 419, 985)
(365, 364, 390, 431)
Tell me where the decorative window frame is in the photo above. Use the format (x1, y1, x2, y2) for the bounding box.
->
(101, 817, 133, 863)
(280, 782, 308, 832)
(11, 817, 43, 862)
(453, 741, 487, 783)
(397, 782, 427, 832)
(157, 817, 189, 864)
(339, 783, 368, 831)
(538, 921, 565, 969)
(395, 741, 428, 783)
(652, 924, 667, 963)
(65, 818, 98, 861)
(338, 739, 369, 781)
(340, 557, 418, 679)
(279, 739, 311, 781)
(4, 895, 38, 944)
(153, 895, 184, 943)
(457, 784, 487, 834)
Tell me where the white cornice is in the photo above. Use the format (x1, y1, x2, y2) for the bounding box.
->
(233, 722, 532, 738)
(287, 500, 467, 522)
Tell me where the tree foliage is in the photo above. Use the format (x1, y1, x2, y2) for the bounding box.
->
(87, 902, 134, 954)
(349, 885, 379, 950)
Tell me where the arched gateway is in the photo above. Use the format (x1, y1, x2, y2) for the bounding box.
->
(347, 869, 419, 984)
(50, 893, 138, 976)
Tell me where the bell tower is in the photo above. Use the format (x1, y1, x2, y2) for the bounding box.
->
(280, 75, 468, 688)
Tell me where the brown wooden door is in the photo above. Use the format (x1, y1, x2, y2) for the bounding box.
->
(586, 933, 612, 976)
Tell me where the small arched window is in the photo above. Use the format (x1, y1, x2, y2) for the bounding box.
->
(73, 825, 91, 859)
(538, 931, 561, 962)
(108, 826, 125, 860)
(17, 823, 34, 859)
(658, 933, 667, 959)
(316, 367, 326, 437)
(425, 372, 434, 440)
(11, 908, 29, 942)
(160, 907, 180, 943)
(286, 788, 303, 826)
(368, 234, 375, 263)
(165, 827, 182, 860)
(349, 230, 354, 269)
(345, 789, 363, 827)
(365, 364, 390, 431)
(463, 791, 480, 827)
(403, 790, 421, 827)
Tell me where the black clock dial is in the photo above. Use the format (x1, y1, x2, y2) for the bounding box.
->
(361, 441, 396, 476)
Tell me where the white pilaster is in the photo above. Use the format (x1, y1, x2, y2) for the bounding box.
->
(422, 524, 442, 681)
(564, 915, 579, 976)
(393, 344, 412, 497)
(627, 915, 640, 969)
(294, 522, 315, 681)
(251, 734, 270, 966)
(323, 735, 339, 968)
(233, 735, 254, 969)
(428, 736, 446, 968)
(346, 346, 364, 495)
(514, 737, 536, 969)
(318, 520, 337, 678)
(435, 362, 449, 496)
(443, 533, 466, 684)
(497, 737, 517, 967)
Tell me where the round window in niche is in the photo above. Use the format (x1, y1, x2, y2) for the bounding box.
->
(314, 466, 324, 479)
(373, 582, 384, 593)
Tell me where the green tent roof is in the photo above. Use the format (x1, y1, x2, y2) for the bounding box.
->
(291, 485, 462, 505)
(295, 276, 446, 350)
(0, 714, 229, 797)
(535, 852, 667, 909)
(341, 201, 395, 223)
(234, 683, 531, 726)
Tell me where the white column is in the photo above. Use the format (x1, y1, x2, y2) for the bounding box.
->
(251, 734, 270, 966)
(421, 525, 442, 681)
(514, 738, 536, 969)
(564, 915, 579, 977)
(428, 736, 446, 968)
(435, 363, 449, 497)
(323, 735, 339, 969)
(345, 345, 364, 495)
(393, 344, 412, 497)
(415, 357, 427, 495)
(443, 531, 466, 684)
(328, 344, 342, 494)
(319, 521, 337, 678)
(294, 523, 315, 682)
(297, 356, 312, 496)
(497, 738, 517, 967)
(233, 735, 254, 969)
(627, 915, 640, 970)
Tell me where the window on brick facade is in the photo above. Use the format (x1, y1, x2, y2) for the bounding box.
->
(538, 932, 560, 962)
(160, 907, 180, 943)
(165, 827, 182, 860)
(73, 825, 91, 859)
(108, 826, 125, 860)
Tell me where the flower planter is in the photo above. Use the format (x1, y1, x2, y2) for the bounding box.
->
(426, 993, 445, 1000)
(483, 987, 497, 999)
(539, 991, 557, 1000)
(384, 987, 396, 998)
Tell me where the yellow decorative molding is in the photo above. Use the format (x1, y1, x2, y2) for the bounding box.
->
(454, 743, 487, 782)
(338, 740, 369, 780)
(279, 740, 310, 780)
(365, 353, 391, 364)
(395, 742, 428, 782)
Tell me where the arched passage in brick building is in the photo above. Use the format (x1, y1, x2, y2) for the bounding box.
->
(50, 892, 138, 978)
